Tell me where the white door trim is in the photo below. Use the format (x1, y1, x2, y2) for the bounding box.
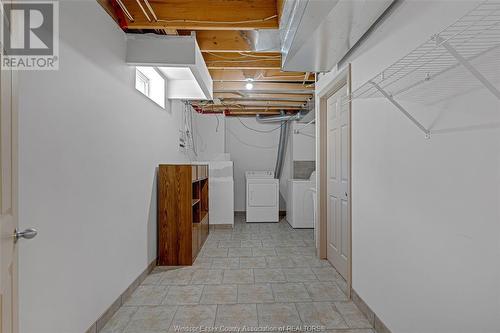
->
(316, 64, 352, 298)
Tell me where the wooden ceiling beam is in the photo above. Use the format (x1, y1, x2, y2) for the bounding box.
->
(219, 97, 312, 104)
(203, 52, 281, 69)
(117, 0, 278, 30)
(194, 105, 302, 110)
(195, 31, 277, 53)
(214, 92, 313, 101)
(214, 81, 314, 94)
(226, 111, 282, 116)
(209, 69, 315, 82)
(193, 100, 306, 107)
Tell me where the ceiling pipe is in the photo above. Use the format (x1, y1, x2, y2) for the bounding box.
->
(274, 113, 290, 180)
(256, 110, 307, 123)
(254, 110, 308, 180)
(191, 104, 224, 114)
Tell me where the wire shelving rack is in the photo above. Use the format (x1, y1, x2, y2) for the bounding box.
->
(350, 0, 500, 138)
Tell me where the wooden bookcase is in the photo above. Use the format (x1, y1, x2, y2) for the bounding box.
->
(157, 164, 209, 266)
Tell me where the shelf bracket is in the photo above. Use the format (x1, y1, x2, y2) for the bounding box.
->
(435, 36, 500, 101)
(293, 118, 315, 134)
(369, 81, 431, 138)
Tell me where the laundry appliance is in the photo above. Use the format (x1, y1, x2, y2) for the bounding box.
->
(286, 171, 316, 228)
(245, 171, 279, 223)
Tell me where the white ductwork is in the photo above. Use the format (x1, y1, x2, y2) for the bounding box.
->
(280, 0, 395, 72)
(243, 30, 281, 52)
(126, 33, 213, 100)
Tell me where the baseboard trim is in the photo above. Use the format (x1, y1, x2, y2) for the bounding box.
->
(351, 288, 392, 333)
(85, 260, 156, 333)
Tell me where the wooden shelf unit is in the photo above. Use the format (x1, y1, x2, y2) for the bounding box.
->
(157, 164, 209, 266)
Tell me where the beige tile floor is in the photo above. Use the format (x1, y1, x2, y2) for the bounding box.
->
(101, 216, 374, 333)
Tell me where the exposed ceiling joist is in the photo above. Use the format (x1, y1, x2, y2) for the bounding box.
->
(214, 92, 313, 101)
(225, 111, 281, 115)
(97, 0, 316, 115)
(196, 105, 302, 111)
(195, 31, 275, 53)
(214, 81, 314, 94)
(117, 0, 279, 30)
(209, 69, 314, 82)
(203, 52, 281, 69)
(194, 100, 305, 108)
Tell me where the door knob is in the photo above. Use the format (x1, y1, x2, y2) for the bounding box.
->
(14, 228, 38, 242)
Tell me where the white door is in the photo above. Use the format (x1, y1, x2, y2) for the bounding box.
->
(326, 85, 349, 280)
(1, 3, 19, 331)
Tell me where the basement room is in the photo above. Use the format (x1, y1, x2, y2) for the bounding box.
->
(2, 1, 499, 333)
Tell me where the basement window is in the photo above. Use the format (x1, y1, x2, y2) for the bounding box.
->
(135, 69, 150, 96)
(135, 66, 165, 108)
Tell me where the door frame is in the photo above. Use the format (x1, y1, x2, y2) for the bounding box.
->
(316, 64, 352, 298)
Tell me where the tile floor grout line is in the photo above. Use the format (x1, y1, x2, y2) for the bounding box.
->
(103, 218, 374, 332)
(158, 285, 171, 305)
(115, 306, 138, 333)
(167, 305, 180, 332)
(330, 301, 350, 329)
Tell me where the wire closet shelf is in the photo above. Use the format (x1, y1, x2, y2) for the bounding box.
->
(350, 0, 500, 138)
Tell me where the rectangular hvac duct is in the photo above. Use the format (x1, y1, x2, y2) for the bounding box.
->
(281, 0, 394, 72)
(126, 34, 213, 100)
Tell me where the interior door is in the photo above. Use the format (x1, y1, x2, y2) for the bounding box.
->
(0, 3, 19, 331)
(326, 85, 349, 280)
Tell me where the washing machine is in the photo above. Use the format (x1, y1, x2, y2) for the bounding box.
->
(245, 171, 279, 222)
(286, 176, 316, 229)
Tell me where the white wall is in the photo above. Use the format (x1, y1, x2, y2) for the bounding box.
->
(317, 1, 500, 332)
(225, 117, 282, 211)
(18, 2, 189, 332)
(192, 111, 225, 161)
(292, 121, 315, 162)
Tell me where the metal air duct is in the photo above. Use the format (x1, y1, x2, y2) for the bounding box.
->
(256, 110, 307, 123)
(274, 119, 290, 179)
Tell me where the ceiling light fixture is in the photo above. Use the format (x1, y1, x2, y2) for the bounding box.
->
(245, 78, 254, 90)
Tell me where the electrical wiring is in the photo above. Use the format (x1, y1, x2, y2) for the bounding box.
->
(205, 53, 249, 60)
(156, 14, 277, 25)
(236, 116, 293, 133)
(135, 0, 151, 22)
(205, 52, 280, 61)
(116, 0, 134, 21)
(254, 73, 306, 81)
(226, 128, 278, 149)
(182, 102, 198, 157)
(143, 0, 158, 21)
(206, 58, 280, 64)
(236, 52, 281, 59)
(188, 104, 198, 156)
